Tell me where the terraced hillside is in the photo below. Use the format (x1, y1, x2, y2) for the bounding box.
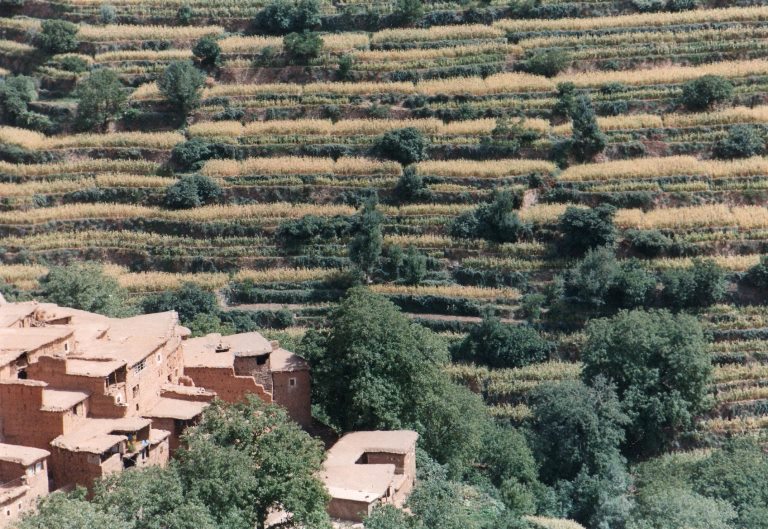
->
(5, 0, 768, 451)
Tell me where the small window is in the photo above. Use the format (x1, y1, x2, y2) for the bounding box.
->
(26, 466, 34, 476)
(7, 509, 11, 517)
(18, 502, 22, 511)
(64, 342, 69, 352)
(35, 462, 43, 473)
(133, 359, 146, 375)
(289, 378, 296, 387)
(132, 385, 139, 398)
(156, 352, 162, 364)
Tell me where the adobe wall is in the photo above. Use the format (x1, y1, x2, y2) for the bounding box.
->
(26, 335, 71, 365)
(48, 448, 122, 491)
(327, 497, 374, 523)
(124, 339, 184, 416)
(149, 418, 183, 453)
(271, 371, 312, 429)
(184, 366, 272, 404)
(0, 383, 62, 449)
(26, 357, 125, 419)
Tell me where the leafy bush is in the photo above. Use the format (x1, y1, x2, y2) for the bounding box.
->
(571, 94, 606, 162)
(337, 54, 353, 81)
(551, 82, 577, 120)
(394, 0, 424, 25)
(681, 75, 733, 111)
(393, 166, 432, 203)
(142, 282, 218, 323)
(164, 174, 222, 209)
(171, 138, 213, 171)
(252, 0, 321, 34)
(450, 190, 528, 244)
(631, 0, 665, 11)
(283, 31, 323, 63)
(666, 0, 698, 11)
(176, 3, 193, 25)
(158, 60, 206, 115)
(0, 76, 52, 132)
(40, 262, 132, 317)
(348, 197, 383, 275)
(374, 127, 428, 165)
(660, 258, 726, 310)
(99, 4, 117, 23)
(35, 20, 79, 54)
(58, 55, 90, 73)
(74, 69, 126, 131)
(625, 229, 672, 258)
(192, 36, 222, 68)
(745, 255, 768, 289)
(712, 125, 765, 159)
(455, 313, 551, 368)
(520, 49, 568, 77)
(558, 204, 617, 257)
(276, 215, 352, 250)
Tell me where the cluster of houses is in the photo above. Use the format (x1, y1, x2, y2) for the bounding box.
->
(0, 299, 416, 527)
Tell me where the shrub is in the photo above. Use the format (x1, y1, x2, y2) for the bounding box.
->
(625, 229, 672, 258)
(745, 255, 768, 289)
(171, 138, 213, 171)
(401, 246, 427, 286)
(681, 75, 733, 111)
(631, 0, 665, 11)
(393, 166, 432, 203)
(99, 4, 117, 24)
(35, 20, 79, 54)
(192, 36, 222, 68)
(455, 313, 551, 369)
(666, 0, 698, 11)
(252, 0, 321, 35)
(164, 174, 222, 209)
(394, 0, 424, 25)
(712, 125, 765, 159)
(40, 262, 132, 317)
(660, 258, 726, 310)
(337, 54, 353, 81)
(475, 190, 527, 243)
(374, 127, 428, 165)
(176, 3, 193, 25)
(349, 197, 383, 276)
(571, 95, 606, 162)
(551, 81, 577, 120)
(558, 204, 616, 257)
(0, 75, 36, 124)
(283, 31, 323, 64)
(74, 68, 126, 131)
(520, 49, 568, 77)
(157, 60, 206, 115)
(58, 55, 90, 73)
(142, 282, 218, 324)
(449, 210, 480, 239)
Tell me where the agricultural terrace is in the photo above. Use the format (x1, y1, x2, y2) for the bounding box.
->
(5, 0, 768, 462)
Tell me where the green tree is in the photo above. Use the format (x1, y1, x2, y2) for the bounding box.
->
(35, 19, 79, 54)
(175, 396, 331, 529)
(192, 35, 222, 68)
(474, 190, 528, 243)
(681, 75, 733, 111)
(366, 506, 418, 529)
(92, 467, 217, 529)
(520, 49, 568, 77)
(570, 94, 606, 162)
(75, 68, 126, 131)
(393, 166, 432, 203)
(157, 60, 206, 115)
(40, 262, 132, 317)
(394, 0, 424, 25)
(0, 75, 52, 131)
(455, 313, 550, 369)
(401, 246, 427, 285)
(628, 489, 736, 529)
(302, 287, 490, 474)
(558, 204, 616, 257)
(713, 124, 765, 159)
(171, 138, 214, 171)
(582, 309, 711, 456)
(17, 489, 131, 529)
(252, 0, 321, 34)
(348, 197, 383, 276)
(176, 3, 193, 25)
(164, 174, 222, 209)
(660, 258, 726, 310)
(141, 282, 218, 323)
(375, 127, 429, 165)
(552, 81, 577, 119)
(531, 378, 628, 484)
(745, 254, 768, 289)
(283, 31, 323, 64)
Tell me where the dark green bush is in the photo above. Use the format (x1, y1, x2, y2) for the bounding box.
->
(394, 0, 424, 25)
(450, 190, 528, 243)
(571, 94, 606, 162)
(164, 174, 222, 209)
(745, 255, 768, 289)
(157, 60, 206, 115)
(374, 127, 428, 165)
(520, 49, 569, 77)
(712, 125, 765, 159)
(337, 54, 353, 81)
(681, 75, 733, 111)
(393, 166, 432, 203)
(58, 55, 90, 73)
(192, 36, 222, 68)
(558, 204, 617, 257)
(35, 19, 79, 54)
(171, 138, 213, 171)
(625, 229, 672, 258)
(283, 31, 323, 63)
(176, 3, 193, 24)
(455, 313, 551, 368)
(252, 0, 321, 35)
(661, 258, 726, 310)
(74, 69, 126, 131)
(142, 282, 218, 323)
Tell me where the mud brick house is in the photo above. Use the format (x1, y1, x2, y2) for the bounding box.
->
(0, 300, 312, 494)
(0, 444, 49, 529)
(321, 430, 418, 523)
